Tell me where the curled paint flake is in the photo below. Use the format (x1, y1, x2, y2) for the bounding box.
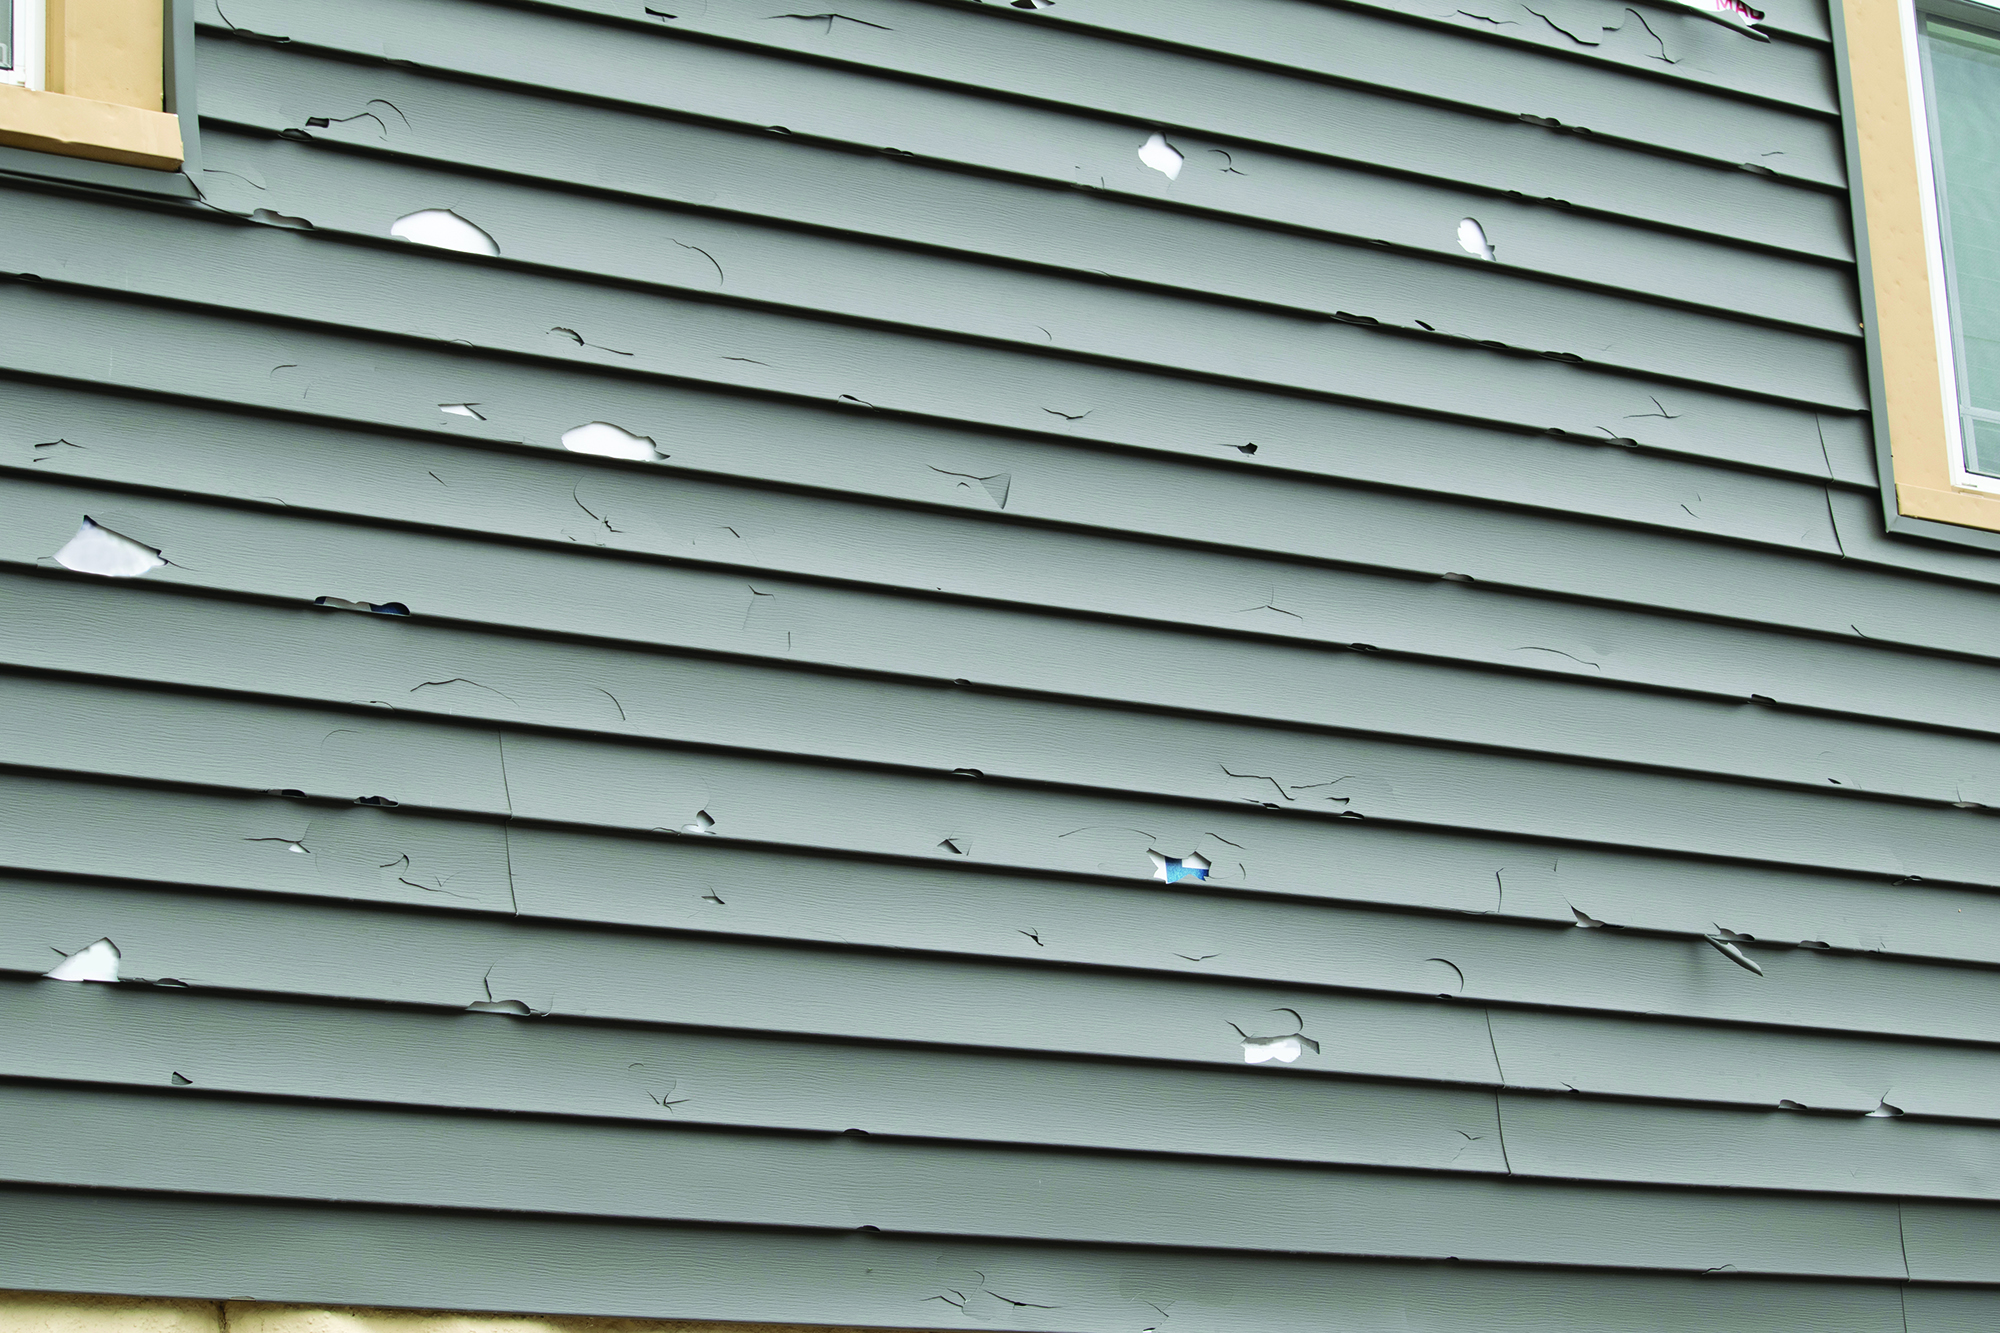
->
(314, 596, 410, 615)
(1705, 931, 1765, 976)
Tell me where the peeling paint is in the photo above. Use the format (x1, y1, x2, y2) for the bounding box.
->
(0, 0, 1954, 1315)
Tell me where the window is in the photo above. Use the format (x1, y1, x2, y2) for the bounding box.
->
(0, 0, 182, 173)
(1920, 16, 2000, 487)
(2, 0, 47, 90)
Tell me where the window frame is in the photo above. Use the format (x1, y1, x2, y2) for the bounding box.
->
(2, 0, 48, 91)
(0, 0, 199, 198)
(1838, 0, 2000, 547)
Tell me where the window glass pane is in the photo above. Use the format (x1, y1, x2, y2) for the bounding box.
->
(1970, 414, 2000, 476)
(1925, 19, 2000, 473)
(1, 0, 12, 70)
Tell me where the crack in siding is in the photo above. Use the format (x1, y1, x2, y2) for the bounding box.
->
(767, 12, 894, 30)
(672, 239, 726, 283)
(498, 734, 520, 917)
(1484, 1011, 1515, 1175)
(410, 678, 517, 703)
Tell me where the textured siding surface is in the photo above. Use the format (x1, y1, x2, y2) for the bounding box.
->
(7, 0, 2000, 1327)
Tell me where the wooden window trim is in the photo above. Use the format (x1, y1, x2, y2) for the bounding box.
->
(0, 0, 179, 170)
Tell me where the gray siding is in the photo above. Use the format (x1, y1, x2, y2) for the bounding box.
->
(4, 0, 1998, 1327)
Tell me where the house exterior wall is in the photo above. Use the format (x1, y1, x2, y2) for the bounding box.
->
(4, 0, 1999, 1329)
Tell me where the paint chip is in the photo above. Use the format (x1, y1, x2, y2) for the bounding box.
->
(562, 421, 660, 461)
(1138, 132, 1184, 180)
(1457, 217, 1495, 261)
(1148, 850, 1210, 883)
(390, 209, 500, 256)
(54, 518, 165, 578)
(251, 208, 314, 230)
(1705, 927, 1764, 976)
(45, 938, 120, 983)
(930, 467, 1012, 508)
(314, 596, 411, 615)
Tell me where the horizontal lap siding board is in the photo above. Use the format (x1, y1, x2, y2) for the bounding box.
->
(4, 0, 1998, 1326)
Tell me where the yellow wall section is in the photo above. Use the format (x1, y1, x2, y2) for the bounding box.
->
(1845, 0, 2000, 529)
(0, 1293, 938, 1333)
(45, 0, 164, 110)
(0, 1291, 218, 1333)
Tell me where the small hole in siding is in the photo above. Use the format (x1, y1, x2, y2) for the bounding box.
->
(54, 518, 165, 579)
(1456, 218, 1495, 261)
(1148, 850, 1210, 883)
(470, 969, 533, 1015)
(390, 209, 500, 256)
(44, 938, 120, 983)
(1230, 1008, 1319, 1065)
(1138, 132, 1184, 180)
(562, 421, 660, 461)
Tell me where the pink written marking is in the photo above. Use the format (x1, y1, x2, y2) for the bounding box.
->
(1672, 0, 1768, 33)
